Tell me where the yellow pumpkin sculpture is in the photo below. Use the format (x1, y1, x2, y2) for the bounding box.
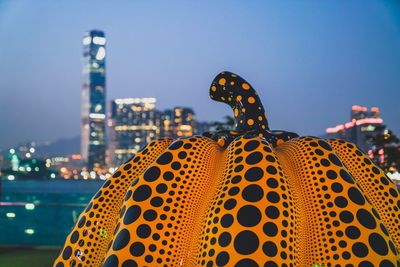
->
(54, 72, 400, 267)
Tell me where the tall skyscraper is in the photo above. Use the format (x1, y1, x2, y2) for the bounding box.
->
(81, 30, 106, 169)
(108, 98, 158, 167)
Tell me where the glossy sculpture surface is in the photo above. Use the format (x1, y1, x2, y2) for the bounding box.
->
(54, 72, 400, 267)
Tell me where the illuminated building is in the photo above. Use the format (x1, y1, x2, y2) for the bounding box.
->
(172, 107, 195, 137)
(159, 109, 174, 138)
(326, 105, 384, 152)
(81, 30, 107, 169)
(109, 98, 158, 167)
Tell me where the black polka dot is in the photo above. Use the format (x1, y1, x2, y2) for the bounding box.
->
(171, 161, 181, 170)
(124, 205, 141, 225)
(326, 170, 337, 180)
(235, 258, 258, 267)
(218, 232, 232, 247)
(318, 140, 332, 150)
(145, 255, 153, 263)
(130, 242, 145, 257)
(352, 242, 369, 258)
(357, 209, 376, 229)
(228, 187, 240, 196)
(369, 233, 388, 256)
(331, 182, 343, 193)
(234, 230, 259, 255)
(216, 251, 229, 266)
(329, 153, 343, 166)
(334, 196, 348, 208)
(345, 226, 360, 239)
(77, 216, 86, 228)
(244, 167, 264, 182)
(266, 178, 278, 188)
(266, 191, 280, 203)
(379, 260, 395, 267)
(150, 196, 163, 207)
(263, 222, 278, 237)
(246, 152, 263, 165)
(163, 171, 174, 181)
(137, 224, 151, 239)
(224, 199, 237, 210)
(113, 229, 130, 251)
(178, 151, 187, 159)
(389, 188, 398, 198)
(264, 261, 278, 267)
(265, 206, 280, 219)
(339, 211, 354, 223)
(340, 170, 354, 184)
(143, 166, 161, 182)
(62, 246, 72, 260)
(221, 214, 234, 228)
(103, 254, 119, 267)
(143, 209, 157, 221)
(348, 187, 365, 205)
(242, 184, 263, 202)
(156, 183, 168, 194)
(169, 140, 183, 150)
(112, 171, 122, 178)
(133, 185, 152, 202)
(358, 261, 374, 267)
(237, 205, 261, 227)
(156, 152, 173, 165)
(70, 231, 79, 244)
(263, 241, 278, 257)
(266, 166, 277, 175)
(122, 260, 138, 267)
(244, 140, 260, 151)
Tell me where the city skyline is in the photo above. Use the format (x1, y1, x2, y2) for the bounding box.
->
(1, 1, 400, 149)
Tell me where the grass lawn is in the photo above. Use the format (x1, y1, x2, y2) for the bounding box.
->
(0, 247, 60, 267)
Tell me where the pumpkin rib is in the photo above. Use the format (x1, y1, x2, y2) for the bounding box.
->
(276, 136, 399, 265)
(275, 139, 310, 266)
(53, 138, 173, 267)
(328, 139, 400, 253)
(102, 136, 223, 266)
(186, 138, 227, 266)
(193, 136, 299, 266)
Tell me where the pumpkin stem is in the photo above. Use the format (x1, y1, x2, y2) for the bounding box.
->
(207, 71, 299, 148)
(210, 71, 270, 132)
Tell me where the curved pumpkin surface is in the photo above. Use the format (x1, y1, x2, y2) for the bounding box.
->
(54, 72, 400, 267)
(53, 139, 173, 266)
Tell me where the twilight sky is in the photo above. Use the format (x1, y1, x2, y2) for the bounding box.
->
(0, 0, 399, 149)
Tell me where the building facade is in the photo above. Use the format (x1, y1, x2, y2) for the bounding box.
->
(172, 107, 195, 138)
(108, 98, 158, 167)
(326, 105, 384, 153)
(81, 30, 107, 169)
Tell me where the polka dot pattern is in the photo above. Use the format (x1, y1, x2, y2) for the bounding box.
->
(328, 139, 400, 253)
(205, 71, 298, 148)
(276, 137, 399, 266)
(53, 139, 173, 267)
(194, 136, 298, 266)
(55, 135, 400, 266)
(103, 136, 222, 266)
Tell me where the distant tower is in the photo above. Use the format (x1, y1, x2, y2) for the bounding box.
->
(81, 30, 106, 169)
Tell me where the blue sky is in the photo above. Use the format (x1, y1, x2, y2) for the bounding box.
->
(0, 0, 399, 148)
